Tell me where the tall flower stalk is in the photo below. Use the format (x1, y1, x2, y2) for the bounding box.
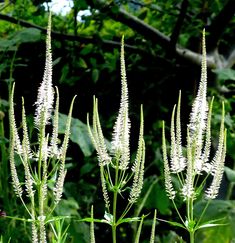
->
(87, 36, 145, 243)
(162, 30, 226, 243)
(9, 13, 76, 242)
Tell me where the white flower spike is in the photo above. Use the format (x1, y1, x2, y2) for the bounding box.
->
(35, 11, 54, 128)
(163, 29, 226, 202)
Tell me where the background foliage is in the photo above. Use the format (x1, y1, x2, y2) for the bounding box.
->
(0, 0, 235, 242)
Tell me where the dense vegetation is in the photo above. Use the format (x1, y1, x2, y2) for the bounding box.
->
(0, 0, 235, 242)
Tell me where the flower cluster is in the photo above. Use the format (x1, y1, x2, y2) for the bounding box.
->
(9, 12, 76, 243)
(162, 29, 226, 201)
(87, 36, 145, 208)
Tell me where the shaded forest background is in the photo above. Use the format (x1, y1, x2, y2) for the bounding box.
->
(0, 0, 235, 242)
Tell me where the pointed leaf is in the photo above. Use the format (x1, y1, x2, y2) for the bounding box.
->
(198, 223, 227, 229)
(157, 218, 186, 229)
(117, 217, 141, 225)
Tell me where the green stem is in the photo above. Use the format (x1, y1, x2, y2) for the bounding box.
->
(19, 196, 32, 217)
(195, 199, 210, 228)
(226, 162, 235, 200)
(112, 163, 119, 243)
(112, 189, 118, 243)
(226, 182, 234, 200)
(112, 223, 117, 243)
(187, 199, 190, 221)
(172, 199, 185, 226)
(38, 125, 45, 181)
(118, 202, 132, 224)
(190, 198, 193, 220)
(190, 230, 194, 243)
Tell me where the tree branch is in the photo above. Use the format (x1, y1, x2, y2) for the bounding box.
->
(95, 2, 217, 68)
(207, 0, 235, 51)
(102, 6, 172, 48)
(170, 0, 189, 49)
(0, 13, 139, 52)
(1, 5, 229, 70)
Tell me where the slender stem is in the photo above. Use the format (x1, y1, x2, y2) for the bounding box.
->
(107, 164, 114, 188)
(190, 197, 193, 220)
(186, 199, 190, 221)
(37, 121, 46, 241)
(19, 196, 32, 217)
(195, 199, 210, 228)
(226, 182, 234, 200)
(186, 197, 195, 243)
(38, 125, 45, 181)
(177, 172, 185, 186)
(171, 199, 185, 226)
(112, 214, 117, 243)
(226, 162, 235, 200)
(112, 163, 119, 243)
(190, 230, 194, 243)
(118, 203, 133, 224)
(112, 190, 117, 243)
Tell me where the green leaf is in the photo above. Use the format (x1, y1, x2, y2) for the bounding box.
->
(167, 221, 186, 229)
(15, 28, 41, 43)
(145, 182, 170, 214)
(53, 57, 62, 66)
(0, 39, 18, 51)
(80, 44, 93, 55)
(111, 5, 119, 14)
(77, 217, 108, 224)
(157, 218, 186, 229)
(74, 0, 88, 9)
(224, 166, 235, 182)
(90, 57, 97, 66)
(104, 212, 113, 225)
(80, 163, 96, 177)
(213, 68, 235, 81)
(196, 217, 227, 230)
(78, 57, 88, 68)
(45, 216, 72, 224)
(194, 200, 234, 243)
(138, 9, 148, 20)
(195, 219, 231, 243)
(92, 69, 99, 83)
(59, 64, 69, 83)
(55, 198, 79, 217)
(58, 113, 94, 157)
(197, 222, 227, 229)
(117, 217, 141, 225)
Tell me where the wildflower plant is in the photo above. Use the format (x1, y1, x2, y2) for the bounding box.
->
(9, 13, 76, 242)
(162, 29, 227, 242)
(87, 36, 145, 243)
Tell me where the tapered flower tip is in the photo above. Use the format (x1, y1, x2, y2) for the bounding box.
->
(34, 12, 54, 128)
(111, 36, 130, 170)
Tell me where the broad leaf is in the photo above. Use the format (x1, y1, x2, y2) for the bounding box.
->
(15, 28, 41, 43)
(58, 113, 94, 156)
